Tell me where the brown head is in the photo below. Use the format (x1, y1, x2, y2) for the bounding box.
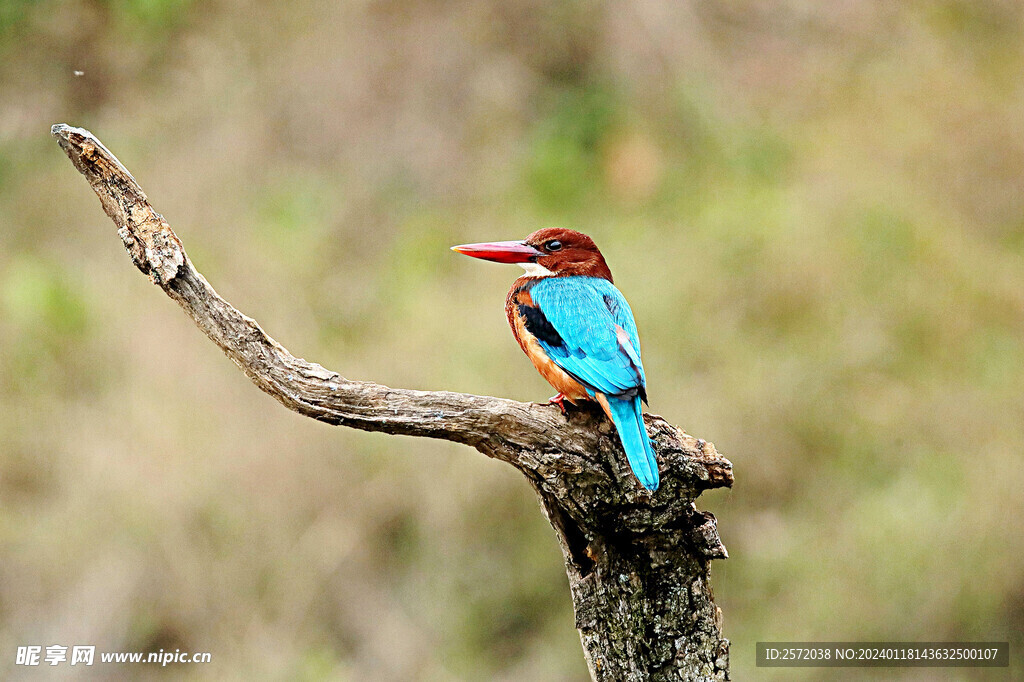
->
(451, 227, 613, 281)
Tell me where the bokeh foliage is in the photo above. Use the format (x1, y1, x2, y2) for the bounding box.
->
(1, 0, 1023, 679)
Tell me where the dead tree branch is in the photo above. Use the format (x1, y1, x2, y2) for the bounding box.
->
(52, 123, 732, 681)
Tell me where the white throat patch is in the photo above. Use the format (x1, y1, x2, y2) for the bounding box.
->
(518, 262, 554, 277)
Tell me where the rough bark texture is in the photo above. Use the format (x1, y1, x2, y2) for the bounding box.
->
(51, 123, 733, 681)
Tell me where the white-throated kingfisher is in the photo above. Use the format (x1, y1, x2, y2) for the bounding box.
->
(452, 228, 659, 491)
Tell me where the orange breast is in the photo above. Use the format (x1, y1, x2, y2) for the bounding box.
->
(506, 280, 591, 403)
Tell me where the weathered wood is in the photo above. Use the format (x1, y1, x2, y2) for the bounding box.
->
(52, 123, 732, 681)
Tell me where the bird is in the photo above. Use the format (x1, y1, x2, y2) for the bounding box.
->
(452, 228, 659, 491)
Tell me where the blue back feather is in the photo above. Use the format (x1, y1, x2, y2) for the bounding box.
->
(529, 276, 659, 490)
(529, 277, 646, 396)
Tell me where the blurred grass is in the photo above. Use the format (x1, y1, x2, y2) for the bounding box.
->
(1, 0, 1023, 679)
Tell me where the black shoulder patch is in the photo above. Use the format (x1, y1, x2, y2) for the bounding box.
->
(603, 294, 620, 317)
(518, 304, 565, 348)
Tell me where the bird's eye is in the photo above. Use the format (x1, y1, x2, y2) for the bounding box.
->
(545, 240, 562, 252)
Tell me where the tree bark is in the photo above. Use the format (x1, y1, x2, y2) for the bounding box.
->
(51, 123, 733, 681)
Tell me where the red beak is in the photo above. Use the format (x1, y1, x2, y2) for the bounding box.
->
(451, 240, 544, 264)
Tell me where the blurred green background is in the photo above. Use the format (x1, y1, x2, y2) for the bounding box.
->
(2, 0, 1023, 679)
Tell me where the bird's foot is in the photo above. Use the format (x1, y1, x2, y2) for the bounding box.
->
(548, 393, 569, 414)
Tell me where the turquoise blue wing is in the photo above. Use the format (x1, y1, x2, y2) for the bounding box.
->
(528, 276, 658, 490)
(528, 276, 646, 399)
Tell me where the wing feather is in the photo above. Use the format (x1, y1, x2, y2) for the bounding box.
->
(529, 277, 646, 398)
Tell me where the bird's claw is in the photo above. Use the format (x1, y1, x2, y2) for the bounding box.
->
(548, 393, 569, 414)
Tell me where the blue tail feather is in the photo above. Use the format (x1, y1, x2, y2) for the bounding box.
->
(605, 395, 659, 491)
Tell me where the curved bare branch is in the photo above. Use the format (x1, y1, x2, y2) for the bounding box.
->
(52, 123, 733, 680)
(50, 123, 730, 498)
